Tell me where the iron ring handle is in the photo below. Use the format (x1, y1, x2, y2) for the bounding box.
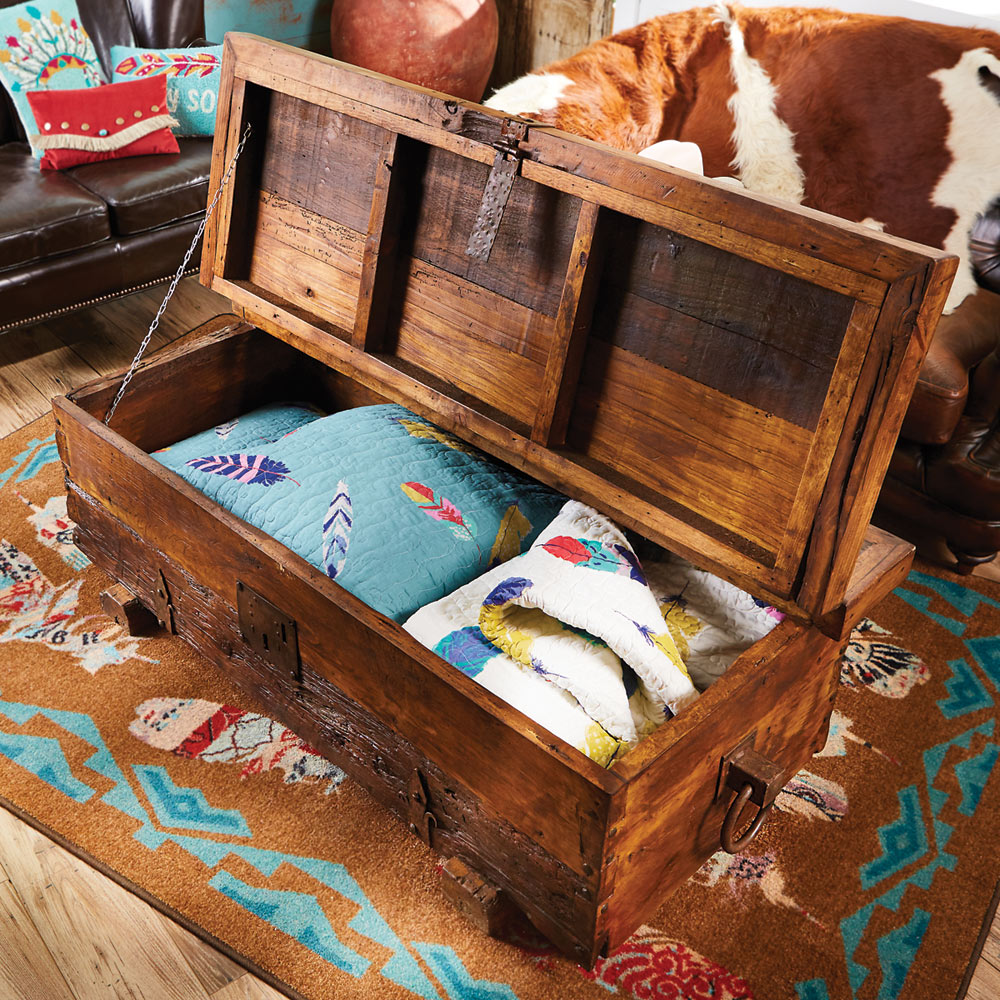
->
(720, 782, 773, 853)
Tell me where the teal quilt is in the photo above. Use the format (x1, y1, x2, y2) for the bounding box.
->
(153, 403, 566, 621)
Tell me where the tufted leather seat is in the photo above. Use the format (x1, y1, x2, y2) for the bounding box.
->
(68, 138, 212, 236)
(876, 203, 1000, 571)
(0, 0, 211, 332)
(0, 143, 109, 269)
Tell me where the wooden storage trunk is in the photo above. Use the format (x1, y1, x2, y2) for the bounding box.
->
(54, 35, 957, 966)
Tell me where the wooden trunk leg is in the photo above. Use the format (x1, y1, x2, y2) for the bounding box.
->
(440, 857, 520, 938)
(100, 583, 159, 636)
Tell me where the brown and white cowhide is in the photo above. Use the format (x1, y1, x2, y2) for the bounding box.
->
(486, 3, 1000, 312)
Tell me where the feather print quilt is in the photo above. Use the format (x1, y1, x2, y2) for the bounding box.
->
(406, 501, 785, 766)
(152, 403, 566, 622)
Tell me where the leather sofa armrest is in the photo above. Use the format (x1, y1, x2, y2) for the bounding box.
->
(971, 196, 1000, 295)
(900, 288, 1000, 445)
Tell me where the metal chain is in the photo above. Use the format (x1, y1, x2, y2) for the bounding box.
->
(104, 122, 253, 424)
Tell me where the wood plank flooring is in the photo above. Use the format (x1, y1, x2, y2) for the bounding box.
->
(1, 277, 999, 998)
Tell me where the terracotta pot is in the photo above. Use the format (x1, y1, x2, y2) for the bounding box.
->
(330, 0, 499, 102)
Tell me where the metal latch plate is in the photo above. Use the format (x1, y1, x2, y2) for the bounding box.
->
(407, 768, 437, 847)
(152, 569, 175, 634)
(466, 119, 528, 262)
(236, 580, 300, 681)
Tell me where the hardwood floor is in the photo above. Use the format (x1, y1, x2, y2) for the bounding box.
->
(1, 278, 1000, 998)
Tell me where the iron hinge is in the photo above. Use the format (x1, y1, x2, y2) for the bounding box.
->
(407, 768, 438, 847)
(152, 568, 175, 634)
(236, 581, 301, 682)
(465, 118, 528, 263)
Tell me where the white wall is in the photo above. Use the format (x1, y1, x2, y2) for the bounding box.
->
(613, 0, 1000, 33)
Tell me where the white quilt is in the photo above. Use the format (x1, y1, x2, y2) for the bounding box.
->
(404, 501, 784, 767)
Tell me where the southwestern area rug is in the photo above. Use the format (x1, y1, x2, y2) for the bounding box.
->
(1, 416, 999, 1000)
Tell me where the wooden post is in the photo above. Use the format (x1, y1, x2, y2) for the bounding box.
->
(532, 200, 603, 446)
(100, 583, 159, 636)
(488, 0, 615, 94)
(439, 857, 520, 937)
(352, 132, 405, 352)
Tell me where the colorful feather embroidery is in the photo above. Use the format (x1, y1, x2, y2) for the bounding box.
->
(620, 614, 688, 675)
(186, 454, 300, 487)
(541, 536, 646, 583)
(322, 481, 352, 580)
(114, 51, 220, 79)
(400, 481, 480, 556)
(488, 503, 531, 568)
(391, 417, 478, 456)
(214, 418, 238, 441)
(433, 626, 497, 678)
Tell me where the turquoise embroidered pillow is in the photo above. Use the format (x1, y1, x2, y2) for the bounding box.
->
(111, 44, 222, 136)
(0, 2, 104, 157)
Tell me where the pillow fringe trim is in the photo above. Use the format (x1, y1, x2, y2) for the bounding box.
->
(30, 114, 179, 151)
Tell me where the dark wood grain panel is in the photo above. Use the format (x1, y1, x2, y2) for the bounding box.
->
(397, 259, 552, 364)
(395, 267, 547, 425)
(260, 89, 388, 232)
(409, 144, 582, 318)
(571, 338, 811, 557)
(255, 191, 364, 281)
(590, 215, 855, 430)
(592, 289, 834, 432)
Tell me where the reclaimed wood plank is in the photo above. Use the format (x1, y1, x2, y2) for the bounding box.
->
(255, 191, 364, 280)
(353, 131, 405, 351)
(574, 339, 811, 560)
(532, 199, 602, 445)
(248, 228, 359, 333)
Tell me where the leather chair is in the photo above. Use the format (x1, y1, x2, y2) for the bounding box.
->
(875, 203, 1000, 572)
(0, 0, 212, 333)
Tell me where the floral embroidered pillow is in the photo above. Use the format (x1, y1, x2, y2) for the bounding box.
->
(27, 74, 178, 170)
(111, 44, 223, 136)
(0, 1, 104, 157)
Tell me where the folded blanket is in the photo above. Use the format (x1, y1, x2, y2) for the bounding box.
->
(407, 501, 699, 765)
(479, 502, 698, 737)
(404, 545, 626, 767)
(154, 403, 566, 622)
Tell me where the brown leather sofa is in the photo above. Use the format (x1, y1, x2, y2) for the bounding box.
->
(875, 205, 1000, 573)
(0, 0, 212, 333)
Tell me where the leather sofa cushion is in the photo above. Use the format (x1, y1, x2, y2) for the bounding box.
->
(0, 143, 110, 271)
(67, 137, 212, 236)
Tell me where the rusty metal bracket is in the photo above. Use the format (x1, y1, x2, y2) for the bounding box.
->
(717, 736, 785, 853)
(407, 768, 438, 847)
(152, 569, 175, 634)
(236, 580, 300, 682)
(466, 118, 528, 263)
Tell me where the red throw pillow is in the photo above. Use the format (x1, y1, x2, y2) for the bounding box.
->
(27, 75, 179, 171)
